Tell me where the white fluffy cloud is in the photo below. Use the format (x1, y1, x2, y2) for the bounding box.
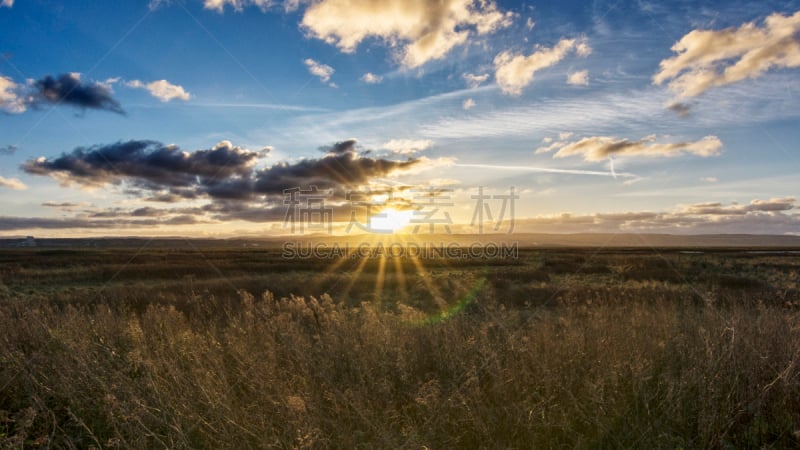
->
(1, 0, 13, 8)
(0, 176, 26, 190)
(539, 134, 722, 162)
(304, 58, 335, 84)
(462, 98, 476, 110)
(0, 76, 25, 113)
(566, 70, 589, 86)
(494, 37, 591, 95)
(301, 0, 513, 68)
(382, 139, 434, 155)
(654, 10, 800, 98)
(126, 79, 191, 102)
(361, 72, 383, 84)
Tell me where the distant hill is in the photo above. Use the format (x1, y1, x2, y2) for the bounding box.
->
(1, 233, 800, 249)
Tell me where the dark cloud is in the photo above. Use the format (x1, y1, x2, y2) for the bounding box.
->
(253, 149, 420, 195)
(667, 102, 691, 118)
(41, 201, 82, 208)
(319, 138, 358, 154)
(24, 138, 424, 202)
(684, 198, 795, 215)
(0, 145, 17, 155)
(22, 140, 266, 195)
(0, 215, 206, 231)
(32, 73, 124, 114)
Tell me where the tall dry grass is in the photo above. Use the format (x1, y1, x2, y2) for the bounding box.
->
(1, 291, 799, 448)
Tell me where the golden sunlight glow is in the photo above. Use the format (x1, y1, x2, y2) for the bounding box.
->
(370, 208, 414, 233)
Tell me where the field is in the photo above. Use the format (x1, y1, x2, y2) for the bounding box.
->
(1, 242, 800, 448)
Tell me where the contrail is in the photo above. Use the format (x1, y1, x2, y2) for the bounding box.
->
(186, 102, 330, 112)
(454, 163, 637, 179)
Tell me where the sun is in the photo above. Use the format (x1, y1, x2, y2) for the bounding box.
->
(370, 208, 414, 233)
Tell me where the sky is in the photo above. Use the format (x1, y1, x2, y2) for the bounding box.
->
(0, 0, 799, 237)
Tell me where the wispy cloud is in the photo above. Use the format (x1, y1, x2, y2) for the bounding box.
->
(510, 197, 800, 235)
(548, 134, 722, 161)
(202, 0, 274, 12)
(187, 102, 329, 112)
(381, 139, 434, 155)
(654, 10, 800, 98)
(454, 163, 637, 179)
(463, 73, 490, 88)
(126, 79, 191, 102)
(0, 176, 26, 190)
(494, 37, 591, 95)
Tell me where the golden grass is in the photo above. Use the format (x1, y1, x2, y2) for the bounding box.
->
(1, 289, 799, 448)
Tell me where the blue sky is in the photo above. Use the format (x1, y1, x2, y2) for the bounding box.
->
(0, 0, 799, 236)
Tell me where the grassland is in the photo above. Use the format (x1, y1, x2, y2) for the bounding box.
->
(1, 243, 799, 448)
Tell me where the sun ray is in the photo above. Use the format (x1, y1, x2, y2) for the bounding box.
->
(374, 249, 387, 304)
(340, 249, 371, 301)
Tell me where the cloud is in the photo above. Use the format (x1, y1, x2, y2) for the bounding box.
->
(0, 144, 17, 155)
(684, 197, 796, 215)
(494, 37, 591, 95)
(32, 73, 124, 114)
(0, 76, 27, 113)
(126, 79, 191, 102)
(2, 73, 125, 115)
(304, 58, 335, 84)
(22, 140, 266, 195)
(23, 138, 436, 203)
(526, 17, 535, 31)
(463, 72, 489, 88)
(653, 10, 800, 98)
(667, 102, 691, 117)
(549, 135, 722, 161)
(361, 72, 383, 84)
(42, 201, 85, 208)
(381, 139, 433, 155)
(202, 0, 274, 12)
(301, 0, 512, 68)
(462, 98, 476, 110)
(701, 176, 718, 183)
(319, 138, 358, 155)
(252, 142, 424, 195)
(1, 0, 12, 8)
(0, 215, 206, 231)
(575, 40, 592, 57)
(510, 197, 800, 235)
(0, 176, 26, 190)
(566, 70, 589, 86)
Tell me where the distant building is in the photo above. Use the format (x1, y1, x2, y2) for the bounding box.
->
(18, 236, 36, 247)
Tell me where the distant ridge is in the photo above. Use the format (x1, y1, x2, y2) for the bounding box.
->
(1, 233, 800, 249)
